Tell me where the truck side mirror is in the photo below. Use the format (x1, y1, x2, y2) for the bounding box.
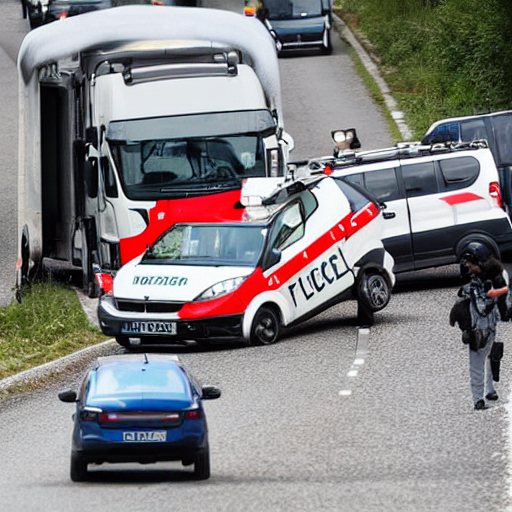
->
(85, 127, 98, 149)
(84, 159, 98, 198)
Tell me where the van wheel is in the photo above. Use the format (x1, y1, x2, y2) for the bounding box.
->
(321, 29, 333, 55)
(250, 306, 280, 345)
(456, 236, 500, 261)
(357, 272, 391, 312)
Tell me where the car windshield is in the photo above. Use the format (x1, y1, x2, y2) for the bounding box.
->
(108, 110, 276, 200)
(266, 0, 323, 19)
(143, 224, 267, 267)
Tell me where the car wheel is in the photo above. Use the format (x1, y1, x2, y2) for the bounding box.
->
(357, 272, 390, 312)
(115, 336, 133, 350)
(70, 452, 88, 482)
(193, 449, 210, 480)
(250, 306, 280, 345)
(321, 29, 333, 55)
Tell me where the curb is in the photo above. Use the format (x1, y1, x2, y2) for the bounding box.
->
(0, 339, 118, 393)
(332, 14, 413, 141)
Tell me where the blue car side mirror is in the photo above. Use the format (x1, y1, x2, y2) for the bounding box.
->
(58, 390, 78, 403)
(201, 386, 221, 400)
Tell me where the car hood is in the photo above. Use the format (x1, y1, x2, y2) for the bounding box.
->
(114, 258, 255, 301)
(269, 16, 325, 35)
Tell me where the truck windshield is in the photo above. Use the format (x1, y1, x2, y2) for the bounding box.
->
(266, 0, 323, 19)
(142, 224, 267, 267)
(108, 110, 276, 199)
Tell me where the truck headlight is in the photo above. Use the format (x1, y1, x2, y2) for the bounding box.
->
(195, 277, 246, 301)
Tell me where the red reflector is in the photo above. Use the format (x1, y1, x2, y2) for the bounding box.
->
(489, 182, 504, 209)
(59, 12, 68, 20)
(96, 273, 113, 294)
(99, 412, 120, 423)
(324, 165, 333, 175)
(185, 410, 202, 420)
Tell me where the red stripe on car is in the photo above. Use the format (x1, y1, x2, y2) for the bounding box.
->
(440, 192, 483, 205)
(178, 202, 379, 319)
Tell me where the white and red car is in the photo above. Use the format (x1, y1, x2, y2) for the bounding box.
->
(97, 176, 395, 348)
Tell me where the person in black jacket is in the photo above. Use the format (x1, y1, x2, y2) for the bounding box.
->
(453, 242, 509, 409)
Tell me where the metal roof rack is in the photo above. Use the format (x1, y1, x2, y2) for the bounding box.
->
(296, 139, 490, 175)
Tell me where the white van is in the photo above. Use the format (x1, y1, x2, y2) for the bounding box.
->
(324, 140, 512, 273)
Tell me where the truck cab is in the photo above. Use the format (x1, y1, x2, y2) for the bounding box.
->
(17, 6, 294, 296)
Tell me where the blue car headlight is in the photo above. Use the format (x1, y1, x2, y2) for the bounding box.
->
(195, 276, 246, 301)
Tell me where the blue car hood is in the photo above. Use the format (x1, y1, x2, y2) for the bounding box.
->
(269, 16, 325, 36)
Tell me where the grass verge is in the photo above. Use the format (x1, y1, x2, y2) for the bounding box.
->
(0, 281, 107, 381)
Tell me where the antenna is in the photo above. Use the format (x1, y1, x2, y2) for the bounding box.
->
(143, 353, 149, 364)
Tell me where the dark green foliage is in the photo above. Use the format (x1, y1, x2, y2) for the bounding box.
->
(339, 0, 512, 138)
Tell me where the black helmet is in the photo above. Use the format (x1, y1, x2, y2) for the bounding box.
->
(459, 241, 491, 266)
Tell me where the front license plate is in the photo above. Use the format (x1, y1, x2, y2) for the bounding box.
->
(121, 321, 177, 335)
(123, 431, 167, 442)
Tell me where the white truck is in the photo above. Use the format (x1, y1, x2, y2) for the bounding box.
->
(17, 5, 293, 297)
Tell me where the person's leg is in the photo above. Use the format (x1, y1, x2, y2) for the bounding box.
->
(469, 337, 494, 406)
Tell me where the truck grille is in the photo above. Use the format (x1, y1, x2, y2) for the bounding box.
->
(116, 300, 183, 314)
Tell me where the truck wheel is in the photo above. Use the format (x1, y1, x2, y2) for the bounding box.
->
(357, 271, 390, 312)
(193, 448, 210, 480)
(70, 452, 88, 482)
(250, 306, 280, 345)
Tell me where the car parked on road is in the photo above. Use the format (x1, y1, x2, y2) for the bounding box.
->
(421, 110, 512, 217)
(319, 134, 512, 273)
(96, 175, 395, 349)
(58, 353, 221, 481)
(244, 0, 332, 55)
(45, 0, 112, 23)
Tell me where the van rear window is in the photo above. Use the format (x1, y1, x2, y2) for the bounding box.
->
(439, 156, 479, 191)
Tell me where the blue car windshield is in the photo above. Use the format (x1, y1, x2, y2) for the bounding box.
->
(266, 0, 323, 19)
(143, 224, 267, 267)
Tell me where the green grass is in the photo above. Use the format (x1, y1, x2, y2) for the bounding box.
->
(0, 281, 107, 380)
(335, 0, 512, 140)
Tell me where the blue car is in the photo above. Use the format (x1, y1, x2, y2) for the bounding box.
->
(58, 354, 221, 481)
(245, 0, 333, 55)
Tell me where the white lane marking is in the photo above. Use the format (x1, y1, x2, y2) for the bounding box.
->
(339, 327, 370, 396)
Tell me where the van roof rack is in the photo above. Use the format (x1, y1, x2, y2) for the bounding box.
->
(300, 139, 490, 174)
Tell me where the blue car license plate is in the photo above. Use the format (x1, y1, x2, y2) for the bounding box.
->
(123, 431, 167, 442)
(121, 321, 177, 335)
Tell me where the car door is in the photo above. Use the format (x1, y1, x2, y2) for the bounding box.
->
(399, 158, 455, 269)
(264, 183, 352, 323)
(343, 163, 413, 272)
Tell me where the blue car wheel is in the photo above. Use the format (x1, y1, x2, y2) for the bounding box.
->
(70, 452, 88, 482)
(194, 447, 210, 480)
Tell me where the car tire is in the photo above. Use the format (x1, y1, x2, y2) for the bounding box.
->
(70, 452, 88, 482)
(193, 449, 210, 480)
(115, 336, 133, 350)
(357, 271, 391, 312)
(456, 235, 500, 261)
(250, 306, 280, 345)
(321, 29, 333, 55)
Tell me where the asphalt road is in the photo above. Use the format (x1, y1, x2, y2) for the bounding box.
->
(1, 1, 511, 511)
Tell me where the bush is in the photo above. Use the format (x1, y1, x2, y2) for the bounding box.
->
(338, 0, 512, 138)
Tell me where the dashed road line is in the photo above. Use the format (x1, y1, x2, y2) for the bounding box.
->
(339, 327, 370, 396)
